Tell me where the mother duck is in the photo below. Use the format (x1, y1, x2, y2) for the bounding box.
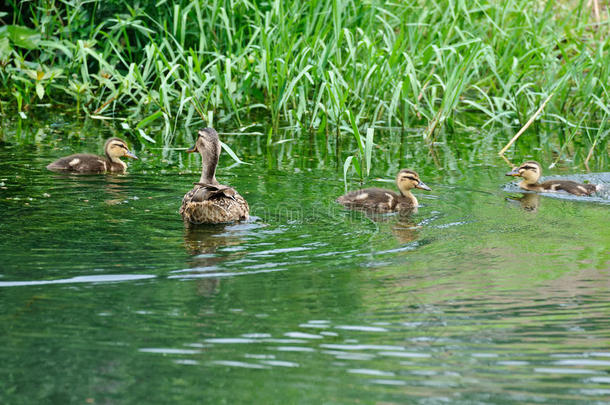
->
(180, 128, 249, 224)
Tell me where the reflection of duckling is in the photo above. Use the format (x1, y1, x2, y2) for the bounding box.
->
(506, 161, 600, 196)
(46, 137, 138, 173)
(391, 218, 421, 244)
(180, 128, 249, 224)
(506, 193, 541, 212)
(337, 169, 431, 213)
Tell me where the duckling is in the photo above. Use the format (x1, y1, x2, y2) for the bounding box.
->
(46, 137, 138, 173)
(180, 128, 249, 224)
(506, 161, 600, 196)
(337, 169, 431, 213)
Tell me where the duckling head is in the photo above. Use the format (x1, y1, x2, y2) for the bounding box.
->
(506, 161, 541, 184)
(396, 169, 431, 196)
(105, 137, 138, 162)
(186, 128, 221, 184)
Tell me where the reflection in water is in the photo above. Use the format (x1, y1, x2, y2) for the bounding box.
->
(506, 193, 541, 212)
(357, 211, 421, 244)
(391, 217, 420, 244)
(182, 225, 244, 257)
(47, 172, 132, 206)
(181, 225, 247, 297)
(103, 175, 130, 205)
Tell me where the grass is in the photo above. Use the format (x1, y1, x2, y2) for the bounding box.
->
(0, 0, 608, 175)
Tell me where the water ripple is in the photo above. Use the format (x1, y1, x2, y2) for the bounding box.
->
(0, 274, 155, 287)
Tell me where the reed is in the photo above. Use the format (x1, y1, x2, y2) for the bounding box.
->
(0, 0, 607, 171)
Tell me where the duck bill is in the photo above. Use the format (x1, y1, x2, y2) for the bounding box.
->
(125, 150, 138, 159)
(506, 168, 520, 177)
(416, 181, 431, 191)
(186, 144, 197, 153)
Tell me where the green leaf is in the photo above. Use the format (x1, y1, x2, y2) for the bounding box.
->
(364, 127, 374, 176)
(136, 110, 163, 129)
(342, 155, 353, 191)
(24, 69, 38, 80)
(206, 111, 214, 126)
(352, 156, 362, 178)
(38, 40, 73, 59)
(266, 127, 273, 146)
(220, 141, 251, 165)
(35, 82, 44, 99)
(6, 25, 40, 50)
(346, 110, 363, 156)
(138, 129, 156, 143)
(0, 37, 11, 62)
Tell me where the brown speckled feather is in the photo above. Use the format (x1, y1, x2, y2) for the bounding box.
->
(46, 153, 123, 173)
(336, 188, 416, 213)
(537, 180, 599, 196)
(180, 184, 249, 224)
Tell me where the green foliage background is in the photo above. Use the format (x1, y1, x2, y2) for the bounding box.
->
(0, 0, 608, 167)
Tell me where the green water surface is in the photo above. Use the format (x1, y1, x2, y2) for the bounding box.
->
(1, 119, 609, 404)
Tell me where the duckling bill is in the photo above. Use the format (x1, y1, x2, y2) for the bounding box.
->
(180, 128, 249, 224)
(506, 161, 600, 196)
(337, 169, 431, 213)
(46, 137, 137, 173)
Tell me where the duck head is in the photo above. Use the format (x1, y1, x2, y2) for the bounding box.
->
(186, 128, 221, 184)
(506, 161, 541, 184)
(396, 169, 431, 195)
(104, 137, 138, 162)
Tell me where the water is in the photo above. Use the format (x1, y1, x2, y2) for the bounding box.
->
(1, 125, 609, 404)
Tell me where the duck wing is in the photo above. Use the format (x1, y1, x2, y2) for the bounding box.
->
(539, 180, 598, 196)
(337, 188, 402, 212)
(192, 183, 238, 200)
(46, 153, 108, 173)
(181, 183, 249, 224)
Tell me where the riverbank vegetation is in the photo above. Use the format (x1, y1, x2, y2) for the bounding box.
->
(1, 0, 608, 170)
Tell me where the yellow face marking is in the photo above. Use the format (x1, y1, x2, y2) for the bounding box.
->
(399, 175, 419, 189)
(355, 193, 369, 200)
(69, 158, 80, 166)
(109, 142, 129, 156)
